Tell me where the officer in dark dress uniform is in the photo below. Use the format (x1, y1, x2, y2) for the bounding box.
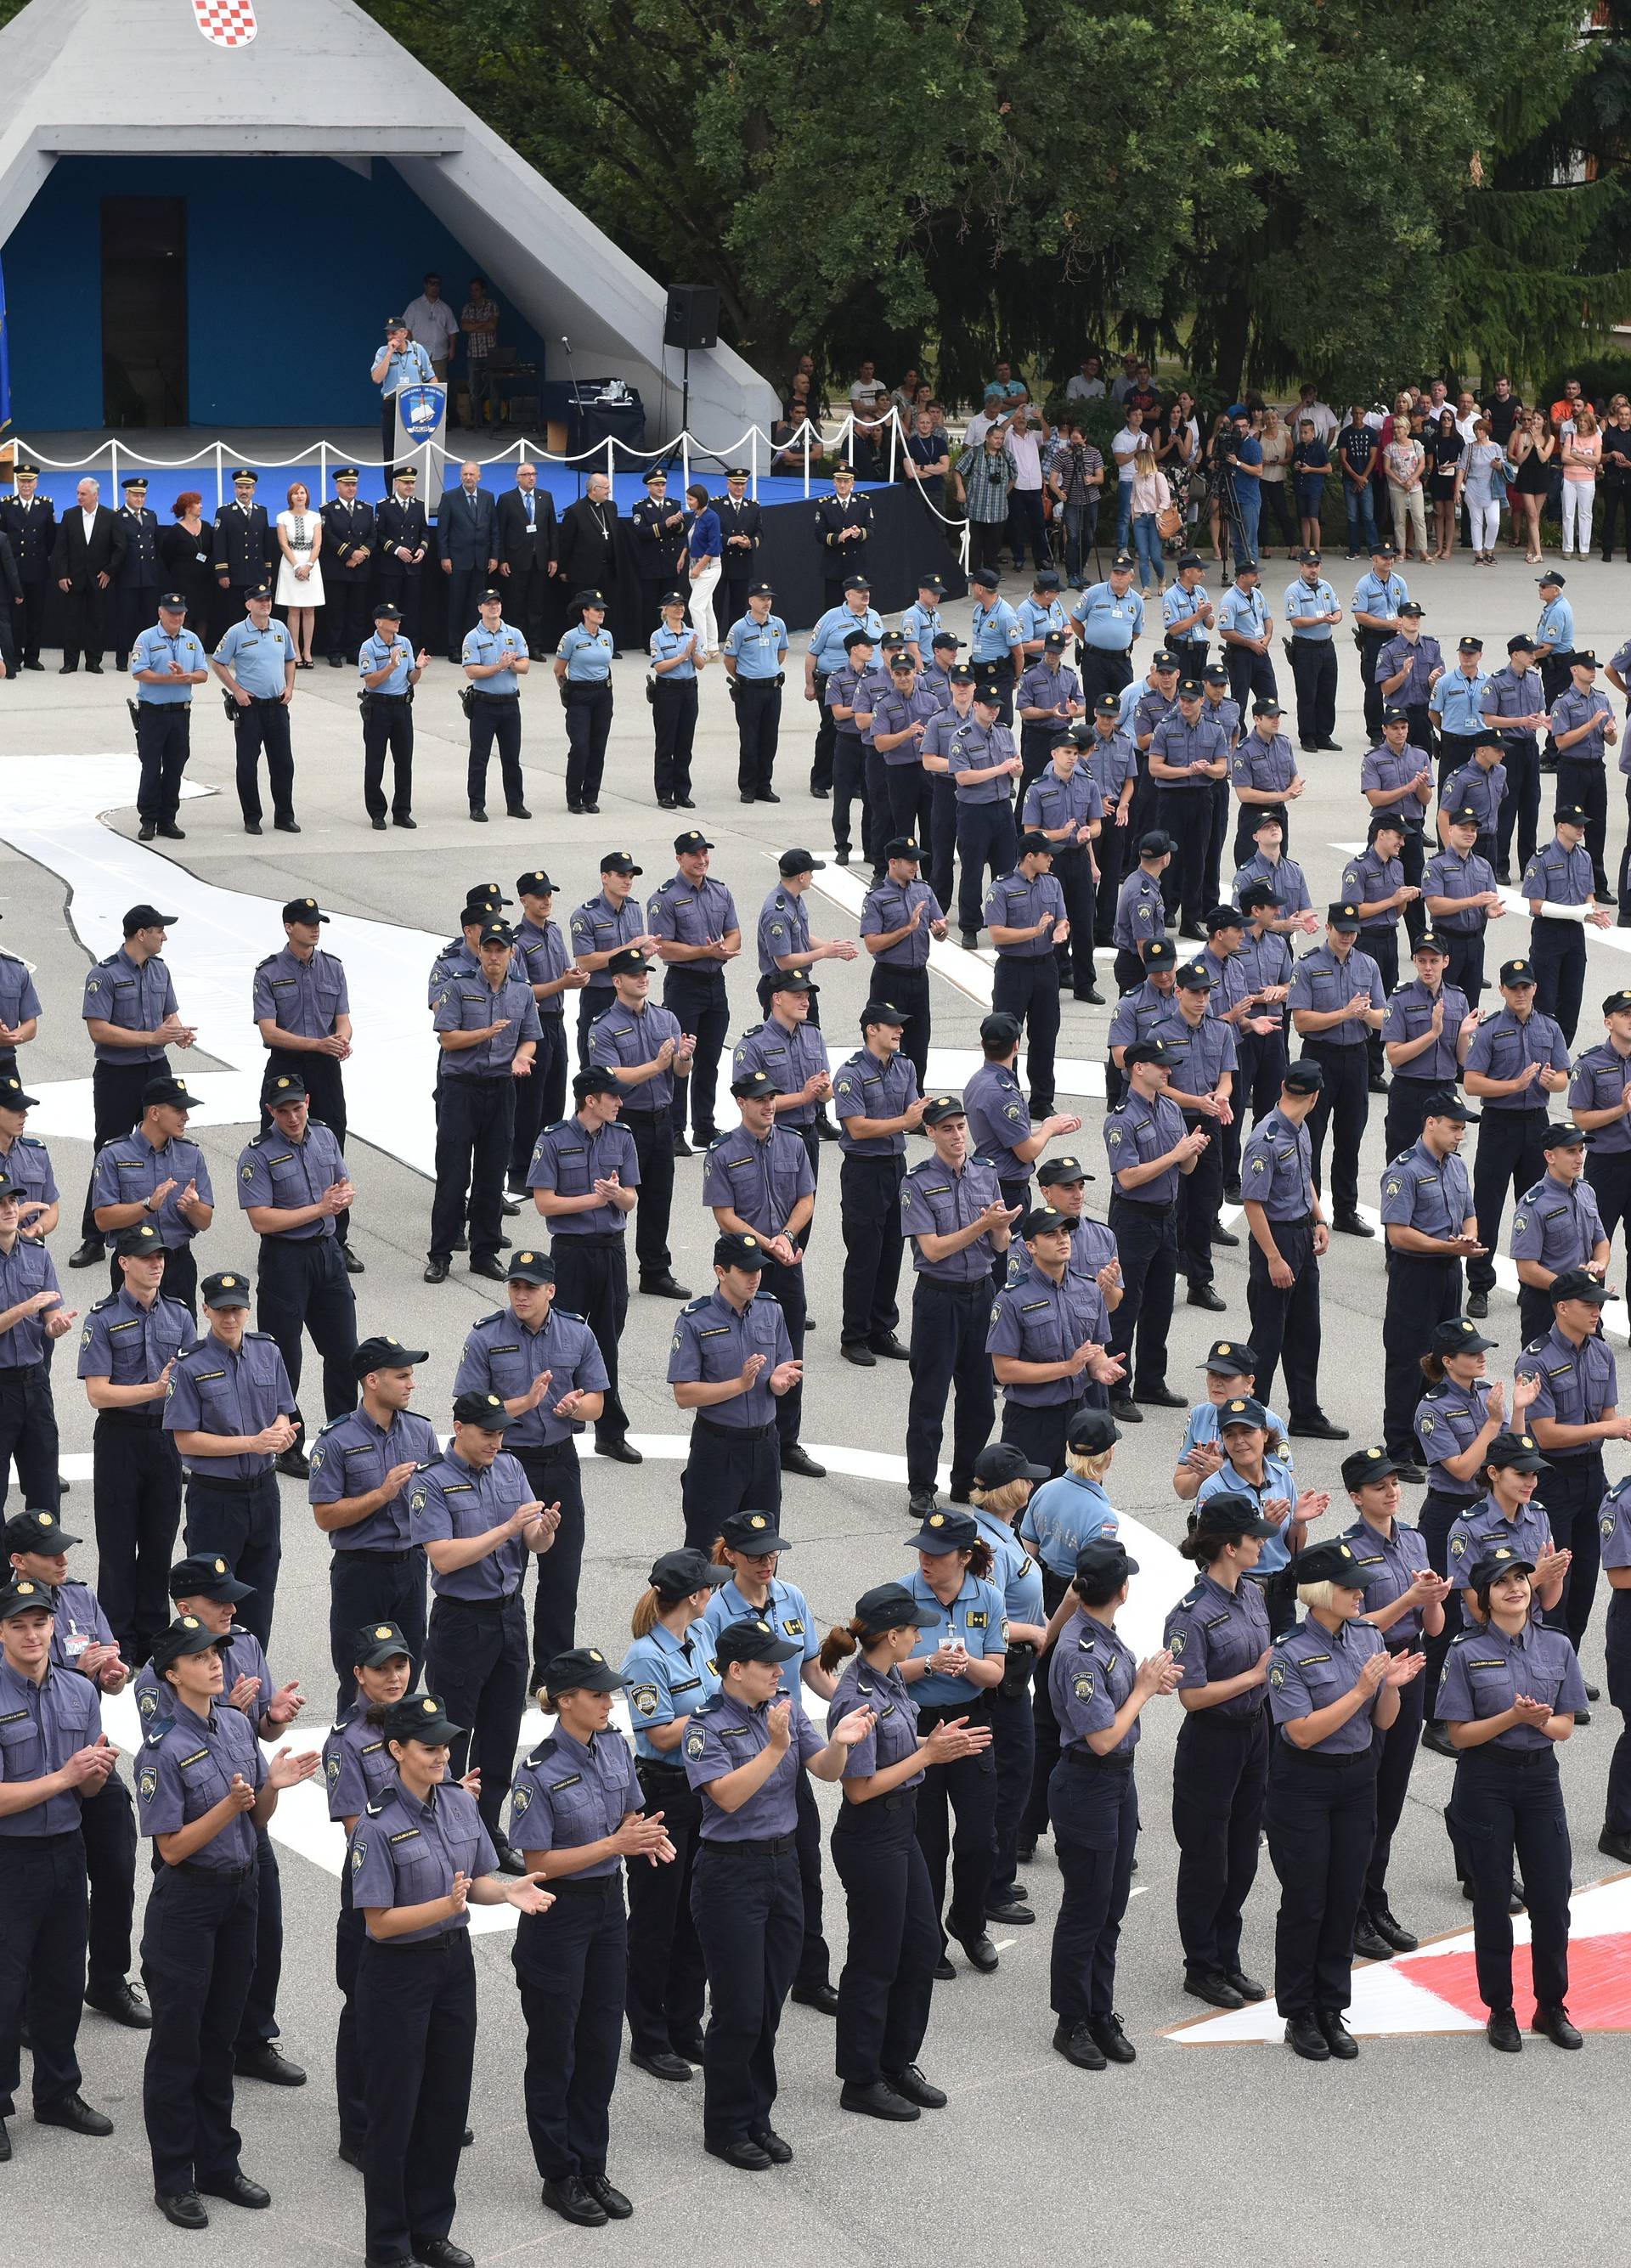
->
(112, 476, 161, 670)
(0, 465, 54, 671)
(76, 1221, 195, 1664)
(716, 468, 763, 632)
(319, 468, 377, 665)
(1379, 1091, 1481, 1468)
(454, 1251, 607, 1685)
(527, 1069, 643, 1464)
(0, 1574, 113, 2164)
(815, 465, 874, 611)
(373, 467, 432, 654)
(630, 468, 688, 635)
(509, 1646, 655, 2228)
(208, 469, 275, 646)
(238, 1074, 358, 1469)
(137, 1612, 316, 2228)
(308, 1335, 437, 1708)
(163, 1272, 298, 1648)
(667, 1232, 799, 1548)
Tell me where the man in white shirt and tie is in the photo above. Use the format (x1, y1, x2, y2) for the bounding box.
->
(496, 464, 559, 658)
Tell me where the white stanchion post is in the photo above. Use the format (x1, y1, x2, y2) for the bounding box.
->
(214, 443, 225, 513)
(605, 437, 615, 486)
(750, 426, 759, 499)
(888, 410, 898, 482)
(318, 438, 328, 504)
(803, 423, 811, 500)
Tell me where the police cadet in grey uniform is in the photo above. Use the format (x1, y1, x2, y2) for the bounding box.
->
(356, 601, 424, 829)
(89, 1070, 212, 1313)
(1239, 1059, 1346, 1438)
(462, 586, 531, 822)
(129, 591, 208, 842)
(527, 1067, 643, 1465)
(900, 1094, 1013, 1517)
(308, 1334, 439, 1707)
(1464, 956, 1572, 1318)
(509, 869, 584, 1197)
(570, 853, 655, 1071)
(989, 1205, 1118, 1473)
(667, 1231, 799, 1549)
(163, 1270, 298, 1649)
(1571, 986, 1631, 1267)
(0, 1571, 112, 2166)
(76, 1221, 195, 1665)
(1381, 930, 1475, 1159)
(1341, 813, 1415, 1090)
(137, 1611, 314, 2230)
(238, 1073, 358, 1472)
(210, 584, 300, 837)
(0, 1167, 73, 1514)
(426, 919, 540, 1287)
(1022, 734, 1103, 1001)
(590, 945, 692, 1298)
(834, 1001, 925, 1364)
(703, 1070, 823, 1481)
(1510, 1123, 1609, 1346)
(507, 1645, 652, 2229)
(649, 832, 742, 1152)
(71, 902, 194, 1270)
(858, 838, 944, 1088)
(948, 683, 1024, 948)
(253, 899, 360, 1274)
(454, 1250, 608, 1685)
(1101, 1038, 1203, 1419)
(756, 843, 856, 1023)
(733, 968, 832, 1182)
(1515, 1268, 1628, 1660)
(1288, 902, 1386, 1237)
(964, 1011, 1083, 1230)
(1520, 801, 1609, 1047)
(1380, 1089, 1482, 1470)
(987, 832, 1069, 1118)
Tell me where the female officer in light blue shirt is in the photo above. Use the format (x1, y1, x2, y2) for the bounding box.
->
(648, 590, 705, 810)
(1196, 1395, 1330, 1633)
(555, 595, 615, 814)
(899, 1508, 1007, 1973)
(967, 1440, 1049, 1925)
(620, 1547, 727, 2080)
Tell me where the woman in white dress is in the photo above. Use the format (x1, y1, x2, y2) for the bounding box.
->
(275, 481, 325, 667)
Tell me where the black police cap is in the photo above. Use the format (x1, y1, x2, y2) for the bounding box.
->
(720, 1509, 790, 1554)
(1037, 1154, 1091, 1186)
(1199, 1339, 1258, 1374)
(1075, 1537, 1138, 1584)
(1066, 1408, 1120, 1454)
(451, 1391, 518, 1429)
(200, 1270, 251, 1308)
(506, 1248, 556, 1284)
(1339, 1447, 1414, 1492)
(113, 1221, 166, 1260)
(1429, 1316, 1498, 1357)
(149, 1615, 228, 1670)
(381, 1694, 464, 1745)
(920, 1094, 967, 1127)
(168, 1553, 253, 1602)
(1290, 1538, 1379, 1587)
(905, 1507, 979, 1554)
(1192, 1492, 1273, 1538)
(265, 1072, 309, 1104)
(648, 1548, 731, 1599)
(853, 1583, 938, 1635)
(3, 1508, 82, 1555)
(541, 1646, 627, 1695)
(731, 1069, 781, 1100)
(353, 1621, 412, 1667)
(353, 1334, 430, 1378)
(715, 1616, 800, 1666)
(714, 1230, 767, 1272)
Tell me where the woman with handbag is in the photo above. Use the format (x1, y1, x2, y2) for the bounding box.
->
(1129, 444, 1174, 595)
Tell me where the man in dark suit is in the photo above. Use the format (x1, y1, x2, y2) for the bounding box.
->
(113, 475, 162, 671)
(374, 465, 432, 652)
(715, 465, 763, 635)
(210, 468, 275, 644)
(319, 466, 377, 667)
(0, 528, 20, 677)
(629, 467, 687, 636)
(51, 477, 126, 673)
(556, 473, 619, 625)
(0, 464, 57, 670)
(437, 459, 498, 662)
(494, 460, 558, 657)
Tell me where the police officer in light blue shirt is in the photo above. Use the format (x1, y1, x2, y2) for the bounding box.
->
(1216, 559, 1275, 714)
(462, 589, 530, 821)
(1069, 554, 1144, 716)
(900, 576, 947, 662)
(1016, 572, 1069, 658)
(130, 595, 207, 842)
(370, 320, 436, 465)
(1533, 568, 1576, 742)
(1281, 549, 1341, 753)
(1428, 637, 1493, 795)
(968, 565, 1025, 722)
(211, 587, 298, 835)
(356, 601, 424, 829)
(723, 582, 788, 804)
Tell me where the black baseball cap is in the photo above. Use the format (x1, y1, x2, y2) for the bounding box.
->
(714, 1231, 767, 1272)
(451, 1391, 517, 1429)
(1283, 1059, 1323, 1094)
(541, 1646, 627, 1695)
(353, 1621, 413, 1667)
(1067, 1408, 1121, 1454)
(1340, 1447, 1413, 1492)
(852, 1583, 938, 1636)
(714, 1616, 800, 1667)
(3, 1509, 82, 1555)
(1429, 1317, 1498, 1356)
(719, 1509, 789, 1554)
(1551, 1267, 1609, 1304)
(1075, 1537, 1138, 1584)
(381, 1694, 464, 1746)
(168, 1553, 253, 1604)
(353, 1334, 430, 1377)
(265, 1072, 308, 1105)
(920, 1094, 966, 1127)
(573, 1068, 622, 1097)
(1217, 1396, 1269, 1431)
(1200, 1340, 1257, 1375)
(1290, 1539, 1380, 1587)
(600, 851, 641, 875)
(648, 1548, 731, 1599)
(1037, 1155, 1092, 1187)
(149, 1615, 229, 1670)
(973, 1441, 1050, 1488)
(200, 1270, 251, 1309)
(732, 1069, 782, 1102)
(1191, 1492, 1273, 1540)
(1484, 1431, 1549, 1473)
(777, 848, 824, 875)
(905, 1507, 979, 1554)
(506, 1249, 556, 1284)
(282, 896, 328, 924)
(123, 904, 177, 934)
(1327, 903, 1363, 933)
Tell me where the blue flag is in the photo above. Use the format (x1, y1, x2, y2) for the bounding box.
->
(0, 255, 10, 443)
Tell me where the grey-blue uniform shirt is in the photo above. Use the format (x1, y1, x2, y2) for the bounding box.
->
(1423, 845, 1498, 933)
(1440, 760, 1506, 838)
(1511, 1171, 1605, 1275)
(1103, 1089, 1186, 1205)
(1049, 1608, 1138, 1757)
(1340, 1515, 1432, 1644)
(236, 1118, 349, 1238)
(137, 1694, 264, 1869)
(647, 873, 740, 973)
(1515, 1322, 1618, 1432)
(833, 1047, 919, 1157)
(1021, 1471, 1119, 1577)
(830, 1654, 922, 1789)
(703, 1124, 814, 1237)
(308, 1403, 441, 1552)
(1446, 1493, 1554, 1577)
(1569, 1041, 1631, 1154)
(82, 947, 178, 1065)
(824, 665, 867, 742)
(514, 917, 572, 1016)
(214, 615, 295, 696)
(1359, 742, 1431, 830)
(666, 1291, 792, 1427)
(1216, 584, 1269, 649)
(252, 945, 350, 1039)
(1482, 663, 1549, 747)
(1150, 709, 1229, 788)
(1232, 730, 1298, 800)
(1108, 979, 1177, 1055)
(76, 1284, 195, 1391)
(1599, 1472, 1631, 1581)
(756, 886, 810, 978)
(47, 1578, 116, 1677)
(1520, 836, 1594, 907)
(453, 1306, 607, 1453)
(357, 629, 413, 695)
(1340, 846, 1403, 935)
(347, 1775, 496, 1942)
(809, 605, 883, 675)
(1374, 632, 1442, 705)
(860, 875, 943, 972)
(0, 1648, 101, 1835)
(731, 1015, 828, 1127)
(1380, 1137, 1473, 1238)
(1288, 941, 1383, 1048)
(133, 1625, 272, 1735)
(527, 1114, 641, 1235)
(557, 623, 613, 683)
(508, 1726, 640, 1875)
(410, 1447, 533, 1602)
(872, 685, 942, 766)
(945, 717, 1018, 804)
(1464, 1005, 1568, 1111)
(0, 953, 42, 1034)
(900, 1151, 1004, 1284)
(433, 973, 541, 1080)
(1022, 766, 1103, 843)
(1113, 866, 1166, 952)
(724, 612, 787, 679)
(92, 1128, 212, 1250)
(1414, 1375, 1494, 1499)
(1006, 1211, 1118, 1291)
(1380, 977, 1471, 1079)
(1163, 1572, 1271, 1720)
(131, 623, 207, 702)
(622, 1619, 720, 1763)
(1233, 850, 1313, 916)
(1549, 685, 1611, 764)
(684, 1687, 823, 1841)
(324, 1702, 396, 1821)
(1267, 1615, 1386, 1753)
(962, 1060, 1031, 1182)
(163, 1329, 296, 1478)
(1437, 1619, 1587, 1748)
(0, 1238, 64, 1366)
(1085, 726, 1137, 805)
(1154, 1010, 1238, 1100)
(1241, 1105, 1315, 1221)
(1234, 928, 1294, 1026)
(569, 892, 646, 984)
(590, 997, 681, 1114)
(986, 1268, 1110, 1402)
(985, 868, 1068, 956)
(1016, 657, 1082, 725)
